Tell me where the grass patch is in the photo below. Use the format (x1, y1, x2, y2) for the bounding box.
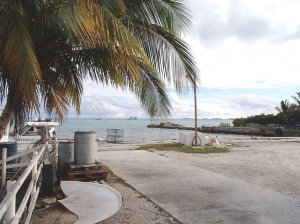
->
(138, 143, 229, 154)
(101, 164, 124, 182)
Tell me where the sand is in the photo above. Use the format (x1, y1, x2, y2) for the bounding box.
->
(30, 136, 300, 223)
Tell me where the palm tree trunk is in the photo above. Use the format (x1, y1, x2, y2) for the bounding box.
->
(0, 102, 14, 140)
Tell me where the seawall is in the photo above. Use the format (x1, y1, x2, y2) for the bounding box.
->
(147, 123, 300, 137)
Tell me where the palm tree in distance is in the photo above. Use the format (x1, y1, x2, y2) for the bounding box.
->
(0, 0, 199, 139)
(291, 92, 300, 111)
(275, 100, 294, 119)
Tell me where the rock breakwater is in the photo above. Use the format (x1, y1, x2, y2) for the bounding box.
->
(147, 122, 201, 131)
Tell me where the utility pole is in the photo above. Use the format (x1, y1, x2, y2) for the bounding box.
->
(194, 78, 198, 146)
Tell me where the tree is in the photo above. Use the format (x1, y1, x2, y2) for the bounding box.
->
(291, 92, 300, 111)
(275, 100, 291, 119)
(0, 0, 199, 138)
(232, 117, 246, 127)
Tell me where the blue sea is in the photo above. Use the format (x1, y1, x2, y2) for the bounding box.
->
(56, 118, 234, 141)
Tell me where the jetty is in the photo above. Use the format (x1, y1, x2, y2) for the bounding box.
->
(147, 122, 300, 137)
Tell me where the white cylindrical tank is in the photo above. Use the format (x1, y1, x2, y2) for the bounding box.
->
(58, 141, 74, 172)
(74, 131, 96, 165)
(95, 143, 98, 162)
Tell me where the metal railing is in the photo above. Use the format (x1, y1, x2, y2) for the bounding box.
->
(0, 142, 48, 223)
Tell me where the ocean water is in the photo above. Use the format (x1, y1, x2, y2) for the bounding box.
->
(56, 118, 234, 141)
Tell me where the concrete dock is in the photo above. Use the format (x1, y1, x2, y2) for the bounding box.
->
(98, 149, 300, 224)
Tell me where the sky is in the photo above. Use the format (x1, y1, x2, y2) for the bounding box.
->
(73, 0, 300, 119)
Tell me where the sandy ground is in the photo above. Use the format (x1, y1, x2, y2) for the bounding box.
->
(30, 174, 179, 224)
(30, 136, 300, 223)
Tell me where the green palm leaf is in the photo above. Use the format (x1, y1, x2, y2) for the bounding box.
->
(0, 0, 200, 134)
(123, 0, 192, 33)
(0, 0, 41, 111)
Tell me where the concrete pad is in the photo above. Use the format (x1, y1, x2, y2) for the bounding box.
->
(60, 181, 122, 224)
(99, 150, 300, 224)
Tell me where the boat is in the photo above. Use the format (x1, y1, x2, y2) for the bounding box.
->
(97, 103, 108, 120)
(17, 117, 59, 141)
(97, 117, 109, 120)
(127, 108, 137, 120)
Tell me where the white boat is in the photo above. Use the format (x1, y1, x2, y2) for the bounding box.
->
(97, 117, 108, 120)
(97, 103, 108, 120)
(127, 108, 137, 120)
(17, 117, 59, 141)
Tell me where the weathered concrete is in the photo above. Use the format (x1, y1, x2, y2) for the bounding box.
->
(99, 150, 300, 224)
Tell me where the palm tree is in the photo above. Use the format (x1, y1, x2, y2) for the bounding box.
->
(0, 0, 199, 138)
(291, 92, 300, 111)
(275, 100, 293, 119)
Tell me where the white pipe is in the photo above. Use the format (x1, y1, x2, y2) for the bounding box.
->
(31, 151, 38, 197)
(24, 182, 42, 224)
(11, 163, 43, 224)
(0, 162, 30, 170)
(0, 145, 40, 165)
(1, 148, 6, 188)
(5, 180, 16, 223)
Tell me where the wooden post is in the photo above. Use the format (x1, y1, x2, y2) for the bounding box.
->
(41, 127, 49, 141)
(1, 148, 7, 188)
(41, 158, 54, 196)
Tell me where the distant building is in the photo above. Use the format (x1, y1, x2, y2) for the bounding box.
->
(219, 123, 231, 127)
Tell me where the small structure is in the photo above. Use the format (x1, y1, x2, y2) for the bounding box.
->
(179, 132, 205, 146)
(107, 129, 124, 143)
(18, 118, 59, 141)
(219, 122, 231, 127)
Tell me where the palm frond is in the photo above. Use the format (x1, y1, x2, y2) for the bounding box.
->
(0, 0, 42, 126)
(122, 18, 200, 94)
(95, 0, 126, 17)
(123, 0, 192, 33)
(134, 68, 172, 118)
(0, 0, 199, 131)
(291, 92, 300, 107)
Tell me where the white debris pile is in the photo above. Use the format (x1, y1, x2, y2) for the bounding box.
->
(205, 136, 220, 147)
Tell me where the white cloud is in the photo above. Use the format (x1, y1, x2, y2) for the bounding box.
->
(189, 0, 300, 46)
(186, 34, 300, 89)
(194, 93, 279, 119)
